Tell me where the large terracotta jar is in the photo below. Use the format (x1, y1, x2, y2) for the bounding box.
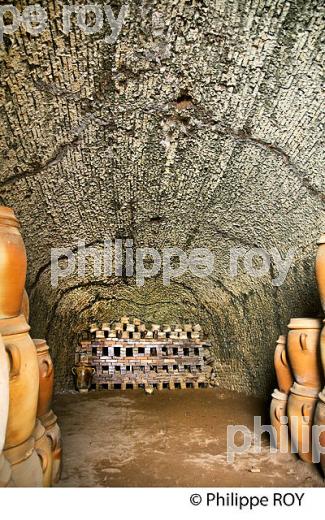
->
(0, 334, 11, 487)
(270, 389, 290, 451)
(316, 234, 325, 312)
(320, 321, 325, 378)
(287, 383, 318, 463)
(0, 334, 9, 453)
(21, 289, 30, 323)
(0, 207, 27, 319)
(313, 389, 325, 476)
(0, 315, 39, 449)
(287, 318, 322, 388)
(34, 339, 54, 417)
(274, 336, 293, 394)
(4, 436, 43, 487)
(40, 410, 62, 484)
(0, 454, 12, 487)
(33, 420, 53, 487)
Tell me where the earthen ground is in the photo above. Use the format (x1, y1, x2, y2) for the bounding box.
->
(53, 388, 324, 487)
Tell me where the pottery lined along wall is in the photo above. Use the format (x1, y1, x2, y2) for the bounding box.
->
(271, 237, 325, 475)
(0, 206, 61, 487)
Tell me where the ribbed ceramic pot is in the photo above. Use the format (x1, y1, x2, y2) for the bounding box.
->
(0, 334, 9, 454)
(287, 383, 319, 463)
(40, 410, 62, 484)
(274, 335, 293, 394)
(270, 389, 290, 451)
(316, 235, 325, 312)
(0, 207, 27, 319)
(313, 389, 325, 476)
(4, 436, 43, 487)
(34, 339, 54, 418)
(33, 419, 53, 487)
(287, 318, 322, 388)
(0, 315, 39, 449)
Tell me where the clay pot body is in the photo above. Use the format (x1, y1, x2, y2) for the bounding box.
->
(34, 339, 54, 418)
(4, 436, 43, 487)
(0, 334, 9, 453)
(0, 315, 39, 449)
(72, 364, 95, 393)
(274, 336, 293, 394)
(313, 390, 325, 476)
(40, 410, 62, 484)
(287, 318, 322, 388)
(20, 289, 29, 323)
(0, 453, 12, 487)
(0, 207, 27, 319)
(316, 235, 325, 312)
(287, 383, 318, 463)
(270, 389, 290, 451)
(33, 420, 53, 487)
(320, 322, 325, 378)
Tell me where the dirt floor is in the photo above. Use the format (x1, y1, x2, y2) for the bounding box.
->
(53, 388, 324, 487)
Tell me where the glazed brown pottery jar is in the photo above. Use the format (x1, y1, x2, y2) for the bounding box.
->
(270, 389, 290, 451)
(4, 436, 43, 487)
(34, 339, 54, 418)
(0, 207, 27, 319)
(287, 383, 318, 463)
(287, 318, 322, 388)
(72, 363, 95, 393)
(40, 410, 62, 484)
(1, 315, 39, 449)
(316, 234, 325, 312)
(33, 419, 53, 487)
(274, 336, 293, 394)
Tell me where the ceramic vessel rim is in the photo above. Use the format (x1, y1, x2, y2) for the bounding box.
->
(0, 314, 30, 336)
(290, 382, 320, 398)
(271, 388, 288, 401)
(0, 206, 19, 227)
(287, 317, 322, 329)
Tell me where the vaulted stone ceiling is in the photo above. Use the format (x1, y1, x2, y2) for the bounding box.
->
(0, 0, 324, 395)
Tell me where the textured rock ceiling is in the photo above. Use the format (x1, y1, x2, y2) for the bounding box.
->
(0, 0, 324, 395)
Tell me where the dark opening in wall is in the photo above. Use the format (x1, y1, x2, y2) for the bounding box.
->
(126, 347, 133, 356)
(114, 347, 121, 357)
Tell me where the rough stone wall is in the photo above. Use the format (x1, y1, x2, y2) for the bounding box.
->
(0, 0, 324, 396)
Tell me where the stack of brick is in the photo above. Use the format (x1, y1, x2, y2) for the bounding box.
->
(75, 318, 211, 390)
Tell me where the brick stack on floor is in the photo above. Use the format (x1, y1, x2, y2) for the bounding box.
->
(270, 233, 325, 476)
(73, 319, 211, 391)
(0, 206, 61, 487)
